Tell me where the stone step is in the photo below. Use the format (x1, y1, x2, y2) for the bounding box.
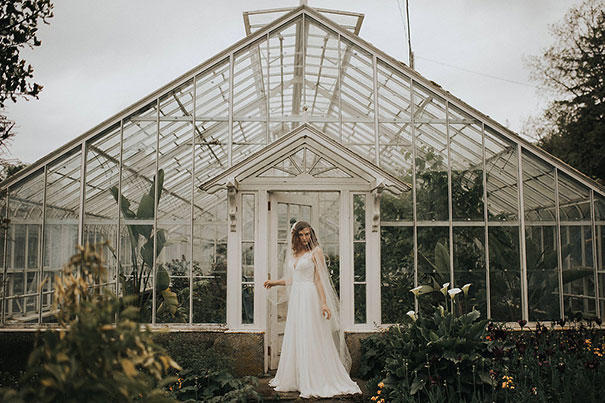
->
(255, 375, 368, 402)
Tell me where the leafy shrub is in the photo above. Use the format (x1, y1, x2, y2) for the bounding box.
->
(361, 307, 492, 402)
(1, 243, 180, 403)
(159, 335, 260, 402)
(487, 320, 605, 402)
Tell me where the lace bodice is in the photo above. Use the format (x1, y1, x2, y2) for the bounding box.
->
(291, 251, 315, 283)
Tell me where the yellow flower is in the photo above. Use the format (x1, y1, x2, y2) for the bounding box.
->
(377, 389, 381, 395)
(379, 399, 385, 403)
(371, 396, 377, 401)
(378, 381, 384, 388)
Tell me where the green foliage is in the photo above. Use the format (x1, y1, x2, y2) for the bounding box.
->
(0, 243, 180, 403)
(0, 0, 54, 145)
(361, 307, 491, 402)
(526, 0, 605, 183)
(486, 320, 605, 402)
(158, 335, 260, 402)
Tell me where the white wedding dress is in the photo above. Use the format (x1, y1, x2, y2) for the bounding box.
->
(268, 249, 362, 398)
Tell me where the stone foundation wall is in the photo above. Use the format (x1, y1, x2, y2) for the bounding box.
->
(0, 329, 373, 377)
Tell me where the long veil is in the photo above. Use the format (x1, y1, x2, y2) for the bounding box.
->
(267, 221, 352, 372)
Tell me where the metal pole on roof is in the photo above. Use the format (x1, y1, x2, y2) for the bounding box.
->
(406, 0, 414, 69)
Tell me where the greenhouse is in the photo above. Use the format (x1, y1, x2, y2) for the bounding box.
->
(1, 4, 604, 373)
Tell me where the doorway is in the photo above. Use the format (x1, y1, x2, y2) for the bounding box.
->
(267, 191, 340, 370)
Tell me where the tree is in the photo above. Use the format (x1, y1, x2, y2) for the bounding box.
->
(525, 0, 605, 184)
(0, 0, 53, 148)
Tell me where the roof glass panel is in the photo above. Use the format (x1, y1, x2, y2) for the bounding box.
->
(339, 38, 374, 122)
(195, 58, 229, 119)
(485, 126, 518, 221)
(558, 171, 590, 221)
(522, 149, 556, 222)
(84, 123, 120, 221)
(159, 78, 194, 119)
(45, 147, 81, 220)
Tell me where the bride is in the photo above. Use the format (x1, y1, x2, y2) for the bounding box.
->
(263, 221, 362, 398)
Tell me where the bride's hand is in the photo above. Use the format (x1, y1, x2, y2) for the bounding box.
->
(321, 304, 331, 320)
(264, 280, 274, 289)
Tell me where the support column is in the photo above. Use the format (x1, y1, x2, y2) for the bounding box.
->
(226, 186, 240, 330)
(366, 189, 381, 327)
(339, 190, 353, 329)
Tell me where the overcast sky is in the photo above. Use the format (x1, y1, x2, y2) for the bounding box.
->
(3, 0, 580, 164)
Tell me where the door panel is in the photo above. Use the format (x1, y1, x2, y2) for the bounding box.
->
(268, 192, 318, 369)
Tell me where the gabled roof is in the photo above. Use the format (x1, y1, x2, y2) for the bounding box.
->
(2, 3, 603, 209)
(201, 124, 410, 194)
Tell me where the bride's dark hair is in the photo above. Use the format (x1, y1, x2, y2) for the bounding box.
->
(291, 221, 319, 254)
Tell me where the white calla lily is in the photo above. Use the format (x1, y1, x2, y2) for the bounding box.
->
(406, 310, 417, 321)
(461, 283, 472, 296)
(448, 288, 462, 300)
(440, 282, 450, 296)
(410, 285, 433, 296)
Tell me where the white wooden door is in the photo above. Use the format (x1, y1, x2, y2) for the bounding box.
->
(268, 192, 319, 370)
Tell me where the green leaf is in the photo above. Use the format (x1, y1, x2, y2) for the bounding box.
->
(562, 266, 593, 284)
(478, 371, 497, 387)
(161, 289, 179, 316)
(410, 376, 426, 395)
(434, 242, 449, 274)
(156, 266, 170, 291)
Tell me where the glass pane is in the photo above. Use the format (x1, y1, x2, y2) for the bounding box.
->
(522, 150, 556, 222)
(354, 242, 365, 282)
(84, 124, 120, 296)
(5, 171, 44, 324)
(156, 114, 192, 324)
(155, 225, 190, 324)
(381, 226, 414, 323)
(242, 283, 254, 324)
(453, 227, 485, 317)
(597, 223, 605, 321)
(488, 225, 521, 321)
(354, 283, 366, 324)
(377, 61, 413, 181)
(526, 225, 560, 321)
(269, 18, 302, 140)
(449, 106, 484, 221)
(192, 190, 227, 324)
(485, 127, 518, 221)
(561, 225, 596, 319)
(242, 194, 255, 241)
(417, 226, 449, 315)
(159, 78, 194, 119)
(195, 58, 229, 120)
(380, 190, 413, 222)
(120, 105, 158, 323)
(414, 82, 448, 221)
(319, 192, 340, 296)
(558, 172, 590, 221)
(353, 194, 365, 241)
(305, 18, 340, 120)
(45, 149, 81, 323)
(340, 39, 374, 122)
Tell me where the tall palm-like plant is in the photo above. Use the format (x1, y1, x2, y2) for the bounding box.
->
(110, 169, 178, 318)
